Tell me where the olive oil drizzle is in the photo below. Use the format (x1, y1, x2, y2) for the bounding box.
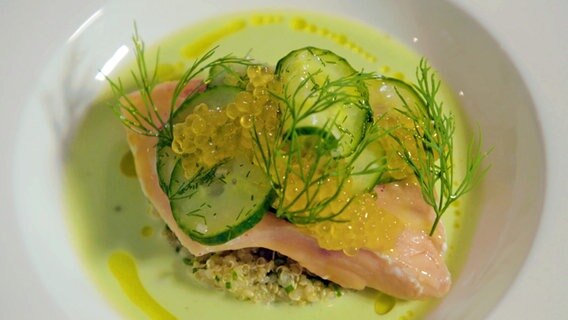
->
(108, 251, 176, 320)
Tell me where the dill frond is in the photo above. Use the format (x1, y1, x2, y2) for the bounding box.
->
(252, 71, 388, 224)
(107, 26, 162, 138)
(106, 25, 253, 146)
(393, 59, 489, 235)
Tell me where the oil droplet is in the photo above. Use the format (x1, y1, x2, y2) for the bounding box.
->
(270, 15, 284, 24)
(250, 14, 284, 26)
(108, 251, 176, 320)
(156, 62, 185, 81)
(288, 16, 376, 62)
(364, 53, 377, 63)
(250, 15, 265, 26)
(379, 65, 391, 74)
(334, 34, 348, 44)
(290, 17, 307, 30)
(350, 44, 362, 54)
(182, 20, 247, 59)
(374, 292, 396, 315)
(120, 151, 137, 177)
(317, 28, 330, 36)
(141, 225, 154, 238)
(392, 72, 405, 80)
(306, 24, 317, 33)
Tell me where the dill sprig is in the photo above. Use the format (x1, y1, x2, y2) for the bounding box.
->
(393, 59, 488, 235)
(252, 71, 387, 224)
(168, 160, 226, 201)
(106, 26, 162, 139)
(106, 25, 253, 147)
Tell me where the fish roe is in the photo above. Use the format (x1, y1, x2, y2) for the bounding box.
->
(172, 66, 279, 178)
(376, 113, 425, 180)
(271, 141, 337, 214)
(267, 134, 405, 253)
(302, 183, 404, 254)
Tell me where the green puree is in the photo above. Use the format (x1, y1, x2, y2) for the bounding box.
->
(64, 11, 479, 320)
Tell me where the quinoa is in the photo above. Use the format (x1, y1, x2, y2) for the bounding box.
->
(163, 227, 344, 304)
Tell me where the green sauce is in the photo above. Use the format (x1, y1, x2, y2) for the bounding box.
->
(64, 11, 479, 320)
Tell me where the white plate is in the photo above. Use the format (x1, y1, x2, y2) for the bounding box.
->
(1, 0, 566, 319)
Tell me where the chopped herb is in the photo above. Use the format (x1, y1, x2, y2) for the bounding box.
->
(332, 284, 343, 297)
(285, 285, 295, 294)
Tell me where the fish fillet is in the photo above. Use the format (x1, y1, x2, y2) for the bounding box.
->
(124, 81, 451, 299)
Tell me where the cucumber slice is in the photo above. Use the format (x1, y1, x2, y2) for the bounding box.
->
(366, 77, 424, 116)
(156, 145, 179, 193)
(173, 85, 242, 124)
(169, 156, 273, 245)
(345, 77, 425, 192)
(364, 76, 426, 182)
(275, 47, 371, 157)
(208, 63, 249, 89)
(157, 85, 273, 245)
(348, 139, 386, 194)
(290, 126, 338, 151)
(288, 127, 383, 195)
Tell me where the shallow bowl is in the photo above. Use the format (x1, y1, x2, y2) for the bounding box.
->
(13, 0, 545, 319)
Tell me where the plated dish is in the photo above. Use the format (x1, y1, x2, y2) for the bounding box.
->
(66, 11, 485, 319)
(6, 0, 555, 319)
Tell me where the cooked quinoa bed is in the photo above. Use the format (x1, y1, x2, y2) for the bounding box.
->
(164, 227, 344, 304)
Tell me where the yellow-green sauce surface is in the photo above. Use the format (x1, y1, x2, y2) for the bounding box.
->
(64, 11, 478, 320)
